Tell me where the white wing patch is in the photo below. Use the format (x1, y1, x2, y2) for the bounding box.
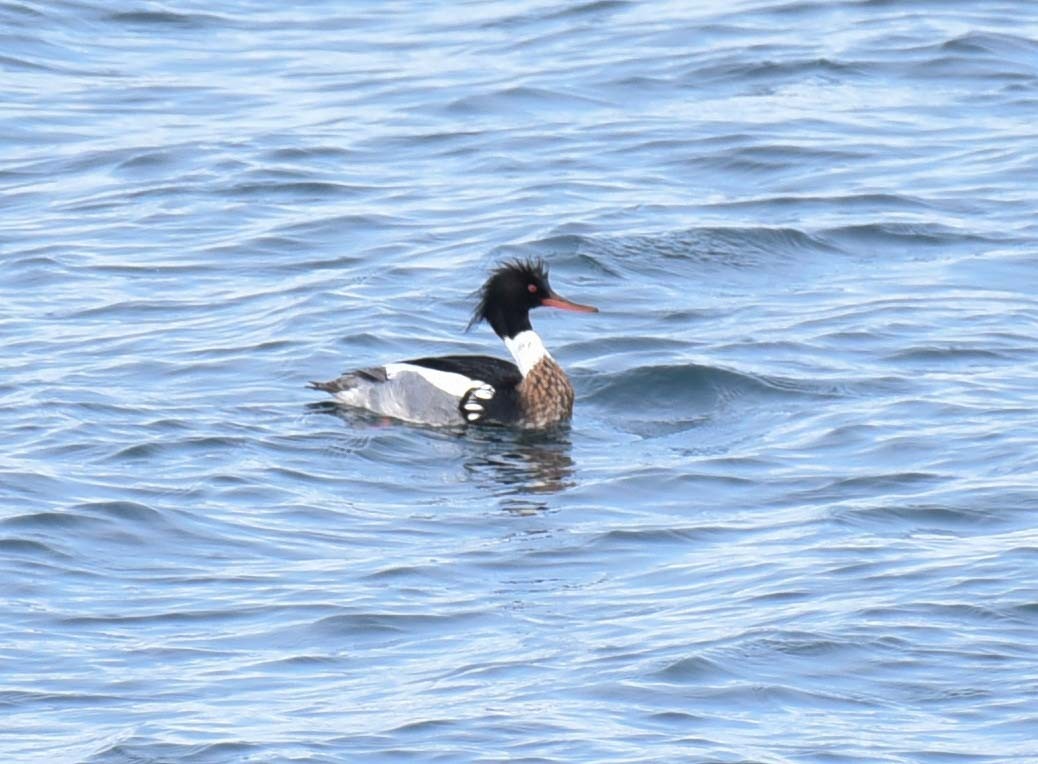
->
(384, 363, 479, 397)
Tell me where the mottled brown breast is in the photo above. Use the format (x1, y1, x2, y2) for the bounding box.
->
(517, 357, 575, 428)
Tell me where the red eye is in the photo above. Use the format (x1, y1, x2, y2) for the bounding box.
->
(528, 284, 538, 293)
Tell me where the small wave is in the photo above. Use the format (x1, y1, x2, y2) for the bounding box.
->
(389, 718, 456, 735)
(281, 213, 405, 238)
(363, 564, 442, 581)
(725, 628, 873, 661)
(1, 511, 103, 531)
(654, 655, 736, 682)
(717, 192, 934, 214)
(88, 739, 259, 763)
(62, 606, 267, 628)
(884, 344, 1011, 364)
(264, 146, 356, 162)
(584, 363, 828, 414)
(590, 526, 731, 548)
(0, 252, 67, 288)
(940, 31, 1038, 58)
(0, 53, 65, 73)
(107, 436, 247, 463)
(72, 500, 166, 526)
(480, 0, 629, 30)
(113, 151, 177, 173)
(791, 472, 947, 508)
(222, 180, 368, 199)
(821, 222, 1000, 250)
(446, 86, 610, 116)
(107, 10, 228, 28)
(0, 538, 70, 559)
(546, 0, 632, 20)
(585, 226, 837, 280)
(692, 56, 866, 85)
(497, 225, 840, 286)
(310, 610, 485, 638)
(0, 690, 122, 708)
(833, 502, 1006, 531)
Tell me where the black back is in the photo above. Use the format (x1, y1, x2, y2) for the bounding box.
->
(404, 355, 523, 425)
(404, 354, 521, 388)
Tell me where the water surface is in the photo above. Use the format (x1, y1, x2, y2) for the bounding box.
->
(3, 1, 1038, 761)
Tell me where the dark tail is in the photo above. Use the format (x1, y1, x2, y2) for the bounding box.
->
(308, 367, 384, 395)
(308, 380, 340, 393)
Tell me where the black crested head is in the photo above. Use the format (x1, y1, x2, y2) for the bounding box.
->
(468, 257, 599, 338)
(468, 258, 551, 339)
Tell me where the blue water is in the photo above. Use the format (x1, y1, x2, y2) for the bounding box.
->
(3, 1, 1038, 761)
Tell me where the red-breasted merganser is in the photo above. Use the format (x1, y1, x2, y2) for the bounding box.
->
(309, 259, 598, 428)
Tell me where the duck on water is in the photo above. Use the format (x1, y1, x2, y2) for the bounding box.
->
(309, 259, 598, 428)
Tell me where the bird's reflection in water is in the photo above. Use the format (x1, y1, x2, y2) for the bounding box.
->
(461, 426, 574, 515)
(308, 401, 574, 514)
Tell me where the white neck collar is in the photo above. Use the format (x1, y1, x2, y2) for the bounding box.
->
(503, 330, 550, 377)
